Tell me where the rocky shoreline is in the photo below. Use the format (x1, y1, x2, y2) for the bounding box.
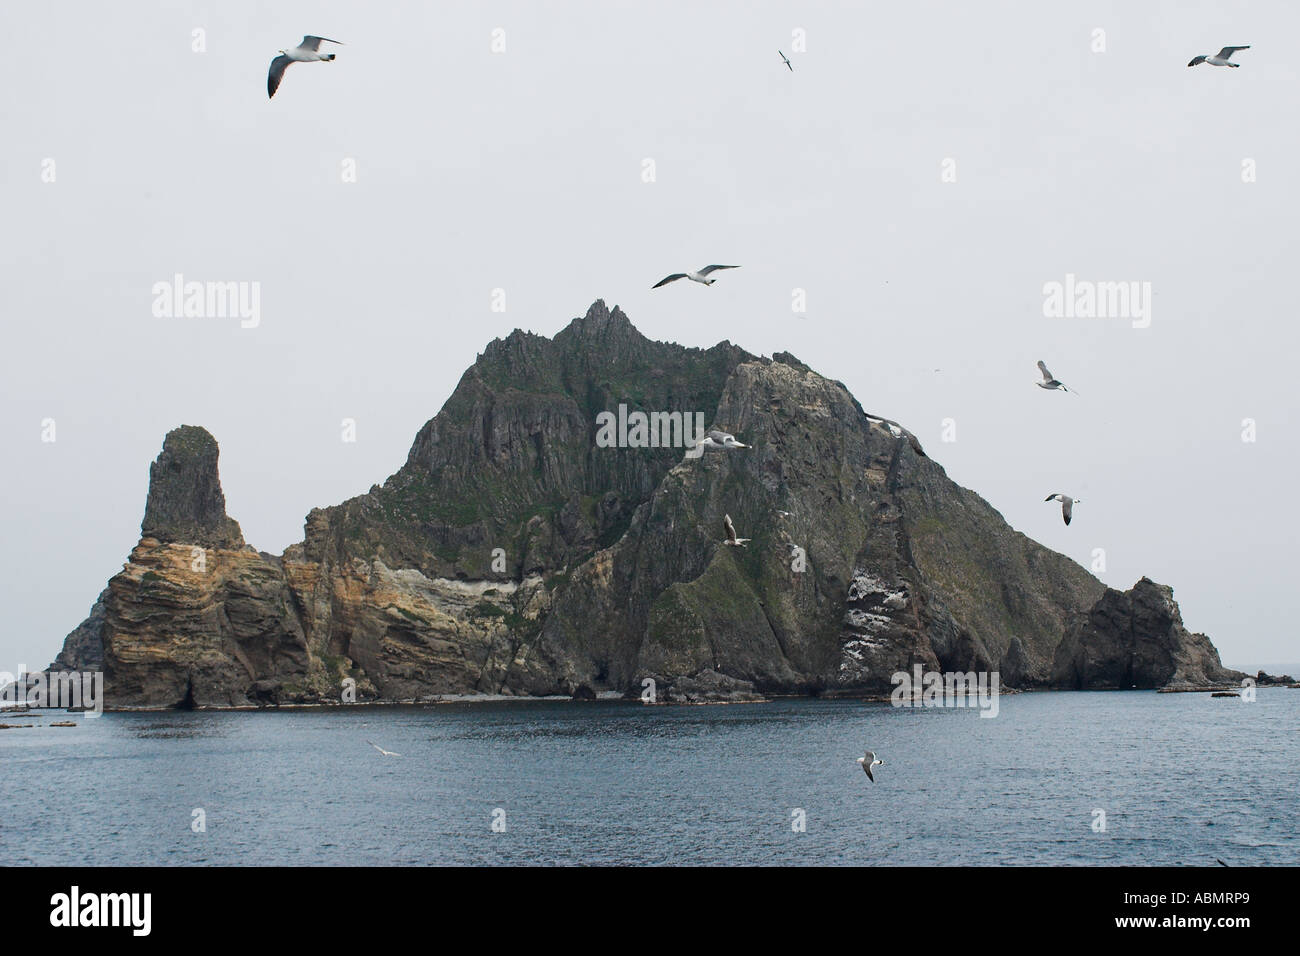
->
(12, 679, 1300, 714)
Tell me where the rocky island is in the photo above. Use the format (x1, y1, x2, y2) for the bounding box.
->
(49, 301, 1243, 708)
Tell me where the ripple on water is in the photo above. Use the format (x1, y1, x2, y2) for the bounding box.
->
(0, 692, 1296, 865)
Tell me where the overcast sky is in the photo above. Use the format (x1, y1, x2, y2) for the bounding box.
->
(2, 1, 1297, 674)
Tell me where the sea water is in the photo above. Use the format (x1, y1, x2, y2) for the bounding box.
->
(1, 689, 1295, 865)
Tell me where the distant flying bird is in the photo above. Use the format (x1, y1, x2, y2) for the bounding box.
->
(1216, 858, 1229, 867)
(652, 265, 740, 288)
(694, 429, 748, 451)
(779, 50, 793, 71)
(857, 750, 884, 782)
(1036, 360, 1076, 394)
(1188, 45, 1250, 68)
(775, 510, 792, 518)
(367, 740, 401, 757)
(1044, 494, 1079, 526)
(268, 36, 344, 98)
(722, 514, 750, 547)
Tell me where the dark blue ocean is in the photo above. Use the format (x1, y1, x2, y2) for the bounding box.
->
(2, 690, 1296, 865)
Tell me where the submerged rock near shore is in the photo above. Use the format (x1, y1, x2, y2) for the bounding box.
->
(50, 301, 1241, 707)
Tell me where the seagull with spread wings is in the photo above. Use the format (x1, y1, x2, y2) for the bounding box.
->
(652, 265, 741, 288)
(722, 514, 750, 548)
(1044, 494, 1079, 526)
(857, 750, 884, 782)
(1188, 45, 1250, 67)
(779, 50, 793, 71)
(367, 741, 401, 757)
(692, 429, 748, 451)
(268, 36, 344, 98)
(1035, 360, 1077, 394)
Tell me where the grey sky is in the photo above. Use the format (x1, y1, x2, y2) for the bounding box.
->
(2, 1, 1297, 673)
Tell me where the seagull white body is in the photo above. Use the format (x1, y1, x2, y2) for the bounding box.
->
(779, 50, 793, 71)
(652, 265, 740, 288)
(1044, 494, 1079, 526)
(268, 36, 344, 98)
(1035, 360, 1076, 394)
(857, 750, 884, 782)
(722, 514, 750, 547)
(694, 429, 748, 451)
(1188, 45, 1249, 67)
(367, 740, 401, 757)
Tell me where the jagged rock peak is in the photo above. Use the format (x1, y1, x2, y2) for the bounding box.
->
(140, 425, 244, 549)
(555, 299, 643, 345)
(480, 327, 549, 361)
(479, 301, 642, 362)
(773, 351, 811, 372)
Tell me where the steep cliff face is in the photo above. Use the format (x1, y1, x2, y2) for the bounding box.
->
(68, 427, 319, 707)
(506, 356, 1114, 697)
(49, 589, 107, 672)
(140, 425, 244, 550)
(50, 301, 1238, 706)
(1051, 578, 1242, 690)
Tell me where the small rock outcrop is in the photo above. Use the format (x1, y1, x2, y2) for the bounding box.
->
(656, 669, 764, 704)
(1050, 578, 1243, 690)
(1253, 670, 1295, 686)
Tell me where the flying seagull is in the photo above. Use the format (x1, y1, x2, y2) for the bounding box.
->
(367, 740, 401, 757)
(779, 50, 793, 71)
(722, 514, 750, 547)
(1188, 45, 1250, 68)
(694, 429, 748, 451)
(857, 750, 884, 782)
(1044, 494, 1079, 526)
(652, 265, 740, 288)
(268, 36, 344, 98)
(1036, 360, 1077, 394)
